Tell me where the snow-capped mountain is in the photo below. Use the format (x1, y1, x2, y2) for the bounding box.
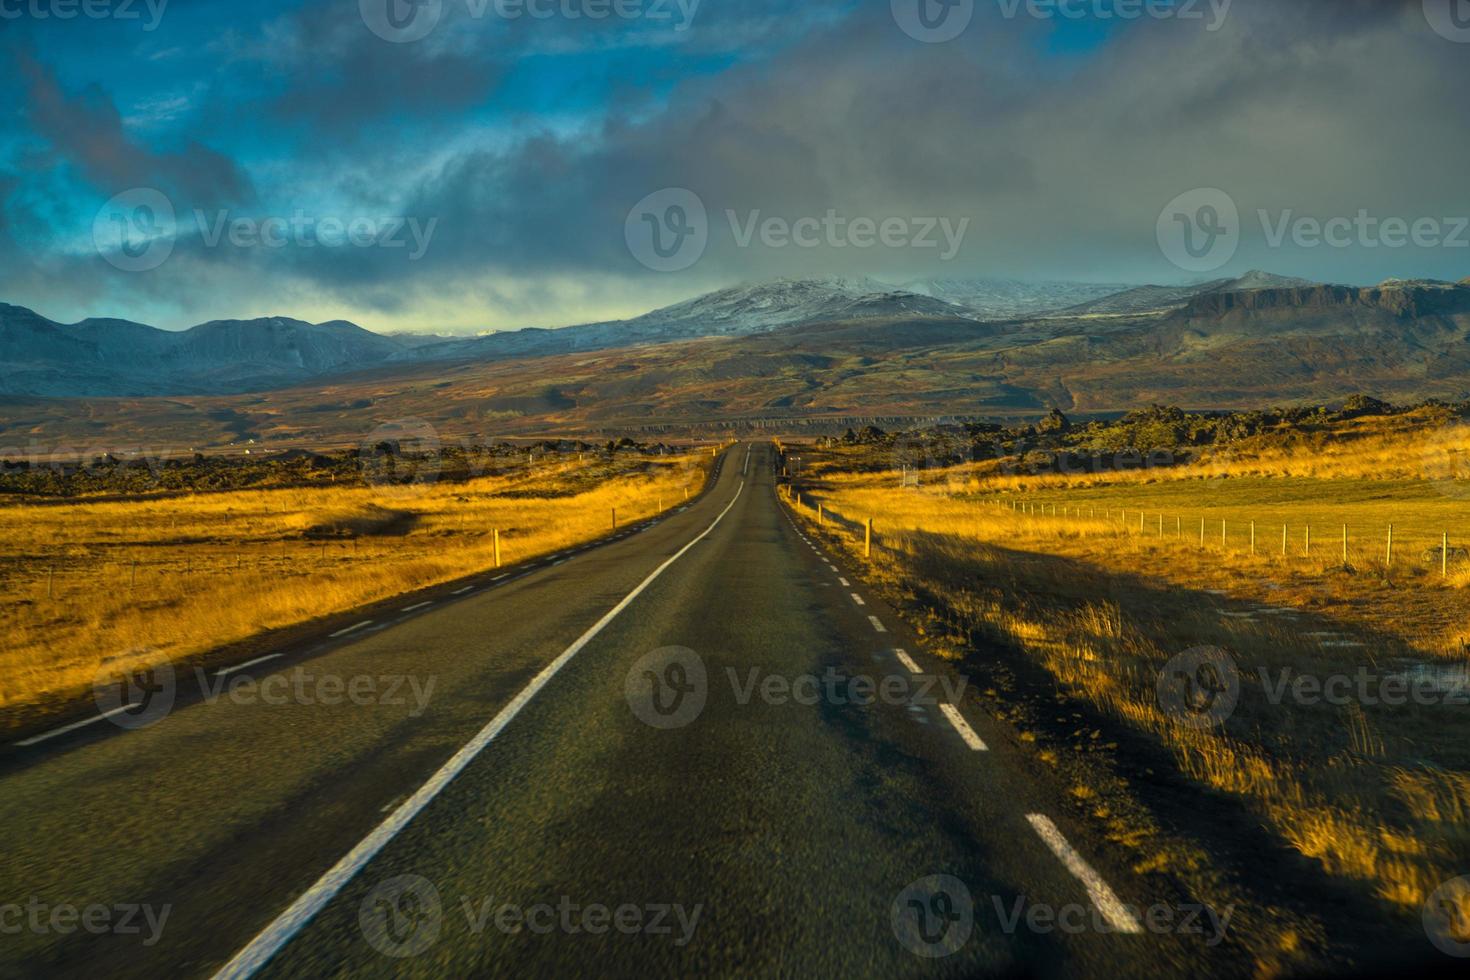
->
(898, 277, 1132, 320)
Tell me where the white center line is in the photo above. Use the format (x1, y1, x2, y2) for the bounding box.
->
(868, 616, 887, 633)
(491, 574, 509, 582)
(850, 593, 866, 606)
(216, 654, 284, 677)
(401, 601, 433, 613)
(1026, 814, 1143, 934)
(451, 586, 474, 595)
(894, 648, 922, 674)
(938, 704, 988, 751)
(838, 577, 850, 587)
(328, 621, 373, 639)
(210, 478, 748, 980)
(15, 704, 136, 747)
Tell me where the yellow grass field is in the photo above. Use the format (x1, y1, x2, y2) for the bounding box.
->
(0, 451, 712, 726)
(785, 427, 1470, 949)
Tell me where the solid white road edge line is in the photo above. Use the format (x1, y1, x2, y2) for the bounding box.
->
(14, 704, 136, 747)
(938, 704, 988, 751)
(216, 654, 285, 677)
(210, 478, 747, 980)
(1025, 813, 1143, 934)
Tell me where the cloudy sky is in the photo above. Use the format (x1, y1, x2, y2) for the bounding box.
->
(2, 0, 1468, 333)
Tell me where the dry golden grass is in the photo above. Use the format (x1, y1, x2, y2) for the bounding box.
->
(788, 430, 1470, 921)
(0, 452, 711, 722)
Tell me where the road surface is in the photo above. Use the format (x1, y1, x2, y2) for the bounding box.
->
(0, 444, 1233, 978)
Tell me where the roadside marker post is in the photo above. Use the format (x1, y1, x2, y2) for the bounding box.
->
(865, 518, 873, 559)
(494, 529, 502, 569)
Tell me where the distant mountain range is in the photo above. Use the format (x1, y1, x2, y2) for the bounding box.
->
(0, 271, 1335, 398)
(7, 275, 1470, 448)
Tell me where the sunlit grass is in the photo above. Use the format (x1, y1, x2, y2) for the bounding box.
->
(788, 429, 1470, 918)
(0, 452, 711, 721)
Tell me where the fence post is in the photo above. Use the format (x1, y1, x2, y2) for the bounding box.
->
(1199, 517, 1205, 548)
(1250, 521, 1256, 556)
(1305, 525, 1311, 558)
(865, 518, 873, 559)
(1222, 520, 1227, 549)
(494, 528, 502, 568)
(612, 507, 618, 531)
(1386, 525, 1393, 567)
(818, 503, 825, 526)
(1282, 525, 1288, 557)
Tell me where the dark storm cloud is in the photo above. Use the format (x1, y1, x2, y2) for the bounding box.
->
(261, 2, 509, 134)
(14, 52, 251, 206)
(3, 0, 1468, 331)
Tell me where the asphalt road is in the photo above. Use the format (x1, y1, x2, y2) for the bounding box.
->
(0, 444, 1231, 978)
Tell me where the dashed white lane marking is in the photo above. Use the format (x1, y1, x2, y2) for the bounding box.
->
(401, 601, 433, 613)
(15, 705, 137, 747)
(210, 478, 749, 980)
(552, 560, 566, 566)
(329, 621, 373, 638)
(491, 574, 509, 582)
(838, 577, 850, 587)
(894, 648, 921, 674)
(850, 594, 866, 606)
(938, 704, 988, 751)
(868, 616, 887, 633)
(451, 586, 474, 595)
(216, 654, 284, 677)
(1025, 814, 1143, 934)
